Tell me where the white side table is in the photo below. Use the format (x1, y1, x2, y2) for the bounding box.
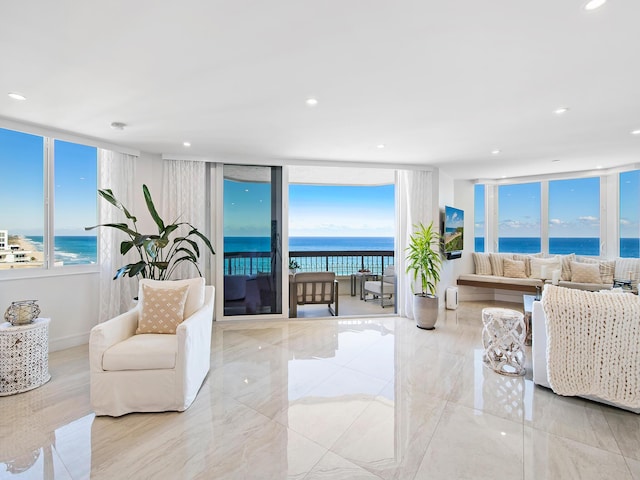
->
(0, 318, 51, 396)
(482, 308, 526, 376)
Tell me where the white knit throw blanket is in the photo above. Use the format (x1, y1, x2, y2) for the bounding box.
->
(542, 285, 640, 409)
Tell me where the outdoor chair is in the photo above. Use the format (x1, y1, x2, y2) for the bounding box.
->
(363, 265, 396, 307)
(290, 272, 339, 317)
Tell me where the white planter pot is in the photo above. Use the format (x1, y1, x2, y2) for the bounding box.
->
(414, 293, 439, 330)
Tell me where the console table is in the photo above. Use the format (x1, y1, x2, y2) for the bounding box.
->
(0, 318, 51, 396)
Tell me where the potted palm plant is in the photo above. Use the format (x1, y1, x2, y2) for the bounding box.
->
(405, 222, 442, 329)
(86, 184, 214, 280)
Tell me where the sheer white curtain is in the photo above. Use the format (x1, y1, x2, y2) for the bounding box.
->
(98, 149, 138, 322)
(396, 169, 434, 319)
(162, 159, 208, 280)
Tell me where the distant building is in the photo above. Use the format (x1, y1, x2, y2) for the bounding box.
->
(0, 230, 7, 250)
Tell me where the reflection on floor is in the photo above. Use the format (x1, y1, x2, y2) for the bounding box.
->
(2, 301, 639, 479)
(295, 293, 396, 318)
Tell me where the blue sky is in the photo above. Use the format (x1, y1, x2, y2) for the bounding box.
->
(289, 185, 395, 237)
(475, 176, 638, 239)
(224, 180, 396, 237)
(0, 128, 97, 236)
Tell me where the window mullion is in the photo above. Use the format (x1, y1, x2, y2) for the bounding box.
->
(44, 137, 55, 269)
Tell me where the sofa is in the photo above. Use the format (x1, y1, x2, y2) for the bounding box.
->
(458, 253, 640, 293)
(532, 285, 639, 413)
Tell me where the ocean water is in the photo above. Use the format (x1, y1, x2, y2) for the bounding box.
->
(26, 236, 97, 265)
(474, 237, 640, 257)
(225, 236, 395, 253)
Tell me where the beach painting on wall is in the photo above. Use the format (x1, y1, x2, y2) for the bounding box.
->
(444, 206, 464, 259)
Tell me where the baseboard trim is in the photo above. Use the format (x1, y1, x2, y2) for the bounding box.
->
(49, 333, 89, 352)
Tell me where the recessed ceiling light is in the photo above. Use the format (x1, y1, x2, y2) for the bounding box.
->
(491, 149, 501, 155)
(501, 175, 507, 179)
(584, 0, 607, 11)
(110, 122, 126, 130)
(8, 92, 26, 101)
(554, 107, 569, 115)
(551, 159, 561, 162)
(631, 129, 640, 135)
(305, 98, 318, 106)
(596, 165, 603, 169)
(183, 141, 191, 147)
(376, 144, 385, 149)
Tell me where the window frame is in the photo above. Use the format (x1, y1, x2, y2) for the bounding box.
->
(475, 167, 640, 259)
(0, 120, 138, 280)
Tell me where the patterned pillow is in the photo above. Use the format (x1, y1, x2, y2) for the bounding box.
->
(512, 254, 540, 277)
(137, 284, 189, 334)
(503, 259, 527, 278)
(560, 253, 576, 281)
(577, 257, 615, 284)
(472, 253, 492, 275)
(570, 261, 602, 284)
(489, 253, 512, 277)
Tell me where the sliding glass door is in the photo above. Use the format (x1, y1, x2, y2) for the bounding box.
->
(222, 165, 283, 316)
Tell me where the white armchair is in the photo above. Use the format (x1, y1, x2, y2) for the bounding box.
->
(90, 278, 214, 417)
(363, 265, 396, 308)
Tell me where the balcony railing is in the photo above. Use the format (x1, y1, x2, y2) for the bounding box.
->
(223, 250, 395, 277)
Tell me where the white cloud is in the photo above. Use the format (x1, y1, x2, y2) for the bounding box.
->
(620, 218, 631, 225)
(578, 215, 598, 222)
(549, 218, 562, 225)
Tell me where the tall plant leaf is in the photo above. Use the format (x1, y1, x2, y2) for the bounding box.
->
(143, 184, 165, 233)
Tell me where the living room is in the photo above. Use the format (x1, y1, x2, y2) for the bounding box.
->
(1, 2, 639, 479)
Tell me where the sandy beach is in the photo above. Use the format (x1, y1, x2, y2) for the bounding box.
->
(0, 235, 45, 269)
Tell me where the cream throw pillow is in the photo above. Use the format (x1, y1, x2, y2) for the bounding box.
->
(560, 253, 576, 281)
(503, 259, 527, 278)
(137, 284, 189, 334)
(473, 253, 492, 275)
(139, 277, 205, 318)
(570, 261, 602, 284)
(489, 253, 512, 277)
(576, 257, 615, 284)
(530, 256, 561, 279)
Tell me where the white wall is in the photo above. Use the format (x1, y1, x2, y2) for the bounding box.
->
(437, 170, 455, 307)
(0, 271, 99, 352)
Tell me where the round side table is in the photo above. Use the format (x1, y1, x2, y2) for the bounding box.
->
(481, 308, 526, 376)
(0, 318, 51, 396)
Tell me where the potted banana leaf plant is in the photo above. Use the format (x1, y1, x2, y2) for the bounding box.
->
(86, 184, 214, 280)
(405, 222, 442, 329)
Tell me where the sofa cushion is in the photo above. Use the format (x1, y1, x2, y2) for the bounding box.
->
(458, 273, 543, 287)
(102, 334, 177, 371)
(503, 258, 527, 278)
(615, 257, 640, 281)
(139, 277, 205, 319)
(472, 252, 492, 275)
(571, 261, 602, 284)
(560, 253, 576, 281)
(530, 256, 562, 279)
(137, 283, 189, 334)
(489, 253, 512, 277)
(577, 257, 615, 284)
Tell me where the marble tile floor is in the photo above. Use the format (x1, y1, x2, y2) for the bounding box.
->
(1, 301, 638, 479)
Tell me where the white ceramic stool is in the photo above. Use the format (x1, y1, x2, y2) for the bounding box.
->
(481, 308, 526, 376)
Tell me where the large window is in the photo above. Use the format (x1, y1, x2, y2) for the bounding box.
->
(498, 182, 541, 253)
(549, 177, 600, 256)
(474, 184, 485, 252)
(620, 170, 640, 258)
(0, 127, 97, 271)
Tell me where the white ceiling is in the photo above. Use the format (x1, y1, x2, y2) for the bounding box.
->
(2, 1, 639, 180)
